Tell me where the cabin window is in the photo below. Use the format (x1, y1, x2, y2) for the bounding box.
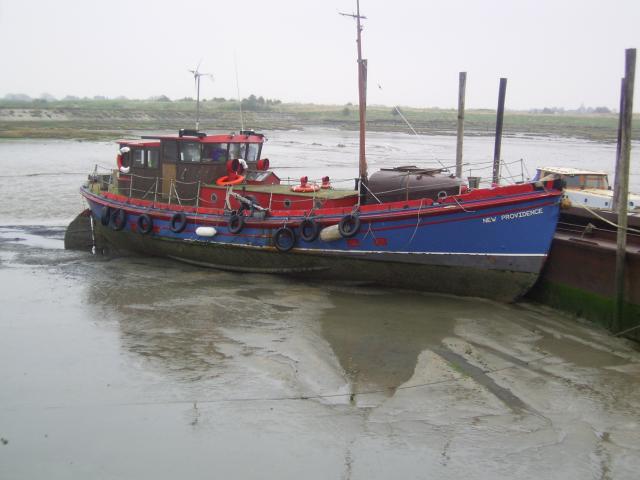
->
(229, 143, 250, 160)
(133, 149, 145, 167)
(584, 175, 607, 189)
(229, 143, 241, 160)
(180, 141, 201, 163)
(147, 149, 159, 168)
(247, 143, 260, 162)
(202, 143, 229, 162)
(162, 140, 178, 163)
(563, 175, 582, 188)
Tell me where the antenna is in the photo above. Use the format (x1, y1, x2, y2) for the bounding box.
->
(188, 60, 213, 131)
(234, 53, 245, 131)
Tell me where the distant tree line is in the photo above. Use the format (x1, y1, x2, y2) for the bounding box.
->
(240, 94, 282, 111)
(0, 93, 616, 115)
(2, 93, 283, 108)
(528, 105, 613, 114)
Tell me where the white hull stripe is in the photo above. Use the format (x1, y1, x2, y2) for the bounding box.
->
(182, 238, 547, 257)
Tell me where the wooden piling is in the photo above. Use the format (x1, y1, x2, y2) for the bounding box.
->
(613, 48, 636, 332)
(492, 78, 507, 185)
(455, 72, 467, 179)
(612, 77, 625, 211)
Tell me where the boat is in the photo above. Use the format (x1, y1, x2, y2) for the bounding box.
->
(525, 168, 640, 340)
(534, 166, 640, 231)
(73, 2, 563, 302)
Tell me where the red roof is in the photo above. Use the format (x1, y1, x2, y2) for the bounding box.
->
(117, 140, 161, 148)
(129, 133, 265, 144)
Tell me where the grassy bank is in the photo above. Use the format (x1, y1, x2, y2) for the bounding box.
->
(0, 98, 634, 142)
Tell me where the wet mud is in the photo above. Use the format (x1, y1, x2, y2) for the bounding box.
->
(1, 225, 639, 479)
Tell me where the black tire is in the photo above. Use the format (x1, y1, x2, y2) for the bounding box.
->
(299, 218, 320, 242)
(273, 227, 296, 252)
(137, 214, 153, 235)
(111, 208, 127, 231)
(228, 213, 245, 234)
(100, 206, 111, 226)
(170, 212, 187, 233)
(338, 214, 360, 238)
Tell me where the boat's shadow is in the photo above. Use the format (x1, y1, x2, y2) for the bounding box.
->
(82, 255, 508, 401)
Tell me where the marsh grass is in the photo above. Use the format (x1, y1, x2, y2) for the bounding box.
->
(0, 98, 634, 142)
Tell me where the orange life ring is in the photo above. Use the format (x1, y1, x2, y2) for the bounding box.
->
(117, 154, 124, 170)
(291, 183, 320, 193)
(216, 175, 245, 186)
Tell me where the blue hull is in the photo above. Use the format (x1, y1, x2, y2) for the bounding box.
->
(81, 186, 560, 301)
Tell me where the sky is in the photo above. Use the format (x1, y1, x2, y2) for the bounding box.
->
(0, 0, 638, 111)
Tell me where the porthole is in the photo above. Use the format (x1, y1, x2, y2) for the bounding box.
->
(210, 192, 218, 203)
(283, 198, 292, 208)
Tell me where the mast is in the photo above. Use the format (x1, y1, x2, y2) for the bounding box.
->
(340, 0, 368, 188)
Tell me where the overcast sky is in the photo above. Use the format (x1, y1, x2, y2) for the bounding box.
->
(1, 0, 638, 110)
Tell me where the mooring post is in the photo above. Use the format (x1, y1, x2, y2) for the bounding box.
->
(492, 78, 507, 185)
(613, 48, 636, 333)
(612, 77, 625, 211)
(456, 72, 467, 179)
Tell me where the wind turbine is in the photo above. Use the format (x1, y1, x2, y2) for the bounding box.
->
(188, 61, 213, 131)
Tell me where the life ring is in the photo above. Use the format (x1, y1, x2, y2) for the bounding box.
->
(228, 213, 245, 234)
(273, 227, 296, 252)
(291, 184, 320, 193)
(137, 214, 153, 235)
(338, 214, 360, 238)
(117, 150, 130, 174)
(100, 205, 111, 226)
(216, 175, 245, 186)
(170, 212, 187, 233)
(111, 208, 127, 231)
(299, 218, 320, 242)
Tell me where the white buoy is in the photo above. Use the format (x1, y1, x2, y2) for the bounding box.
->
(319, 224, 342, 242)
(195, 226, 217, 237)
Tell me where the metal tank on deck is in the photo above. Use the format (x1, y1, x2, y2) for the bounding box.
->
(365, 166, 463, 203)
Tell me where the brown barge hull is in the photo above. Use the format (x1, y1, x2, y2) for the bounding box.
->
(527, 231, 640, 341)
(93, 222, 541, 303)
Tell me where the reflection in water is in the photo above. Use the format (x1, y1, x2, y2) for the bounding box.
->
(319, 288, 458, 394)
(83, 254, 468, 395)
(78, 246, 640, 415)
(83, 253, 512, 400)
(84, 257, 312, 384)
